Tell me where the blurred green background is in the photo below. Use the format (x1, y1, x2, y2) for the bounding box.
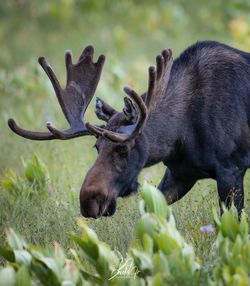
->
(1, 0, 250, 273)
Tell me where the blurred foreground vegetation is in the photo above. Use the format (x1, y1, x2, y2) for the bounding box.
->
(1, 184, 250, 285)
(1, 1, 250, 284)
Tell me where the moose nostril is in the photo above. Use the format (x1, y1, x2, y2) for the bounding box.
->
(103, 198, 117, 217)
(80, 199, 100, 219)
(80, 205, 86, 217)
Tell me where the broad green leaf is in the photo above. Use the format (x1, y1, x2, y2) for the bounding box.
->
(213, 208, 221, 228)
(0, 246, 15, 262)
(36, 257, 61, 281)
(220, 209, 240, 241)
(221, 264, 232, 283)
(141, 182, 168, 218)
(6, 228, 27, 250)
(62, 260, 80, 285)
(23, 154, 49, 187)
(233, 267, 249, 286)
(242, 244, 250, 270)
(156, 232, 180, 255)
(71, 234, 98, 266)
(142, 234, 153, 254)
(96, 243, 119, 278)
(16, 265, 31, 286)
(54, 242, 66, 269)
(138, 200, 146, 216)
(214, 266, 222, 280)
(219, 239, 230, 263)
(79, 268, 102, 284)
(137, 215, 156, 241)
(70, 248, 101, 284)
(79, 221, 99, 244)
(152, 252, 169, 275)
(130, 248, 153, 277)
(232, 235, 243, 258)
(31, 259, 61, 286)
(0, 169, 23, 194)
(0, 267, 16, 286)
(152, 272, 163, 286)
(240, 212, 249, 240)
(30, 247, 61, 283)
(14, 250, 32, 266)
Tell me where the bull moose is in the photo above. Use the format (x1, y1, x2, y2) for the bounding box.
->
(8, 41, 250, 218)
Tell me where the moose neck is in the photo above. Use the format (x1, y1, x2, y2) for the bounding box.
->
(140, 107, 177, 168)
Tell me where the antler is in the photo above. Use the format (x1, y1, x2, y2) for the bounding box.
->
(86, 86, 148, 143)
(145, 48, 173, 112)
(8, 46, 105, 140)
(86, 48, 173, 143)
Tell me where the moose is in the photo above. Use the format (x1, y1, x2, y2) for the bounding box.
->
(8, 41, 250, 218)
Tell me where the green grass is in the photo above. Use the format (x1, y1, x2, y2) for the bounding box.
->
(1, 0, 250, 282)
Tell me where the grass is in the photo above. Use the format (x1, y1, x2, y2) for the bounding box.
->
(1, 0, 250, 282)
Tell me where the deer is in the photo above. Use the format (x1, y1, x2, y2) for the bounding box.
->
(8, 41, 250, 218)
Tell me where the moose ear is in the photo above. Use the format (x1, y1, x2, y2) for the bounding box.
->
(95, 97, 117, 122)
(123, 97, 138, 124)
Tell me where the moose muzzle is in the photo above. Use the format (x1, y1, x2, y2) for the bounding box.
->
(80, 165, 117, 218)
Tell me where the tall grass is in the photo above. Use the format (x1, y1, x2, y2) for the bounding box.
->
(1, 183, 249, 285)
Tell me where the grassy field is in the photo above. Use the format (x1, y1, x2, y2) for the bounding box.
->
(1, 0, 250, 281)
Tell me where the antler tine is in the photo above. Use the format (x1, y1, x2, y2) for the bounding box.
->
(156, 54, 164, 80)
(86, 86, 148, 143)
(46, 122, 91, 139)
(85, 123, 106, 138)
(123, 97, 137, 124)
(145, 48, 173, 113)
(121, 86, 147, 137)
(8, 46, 105, 141)
(38, 56, 67, 120)
(146, 66, 156, 108)
(8, 118, 92, 141)
(8, 118, 56, 140)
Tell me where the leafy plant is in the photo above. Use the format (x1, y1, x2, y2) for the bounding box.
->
(132, 183, 201, 285)
(0, 183, 201, 285)
(0, 183, 249, 285)
(22, 154, 49, 189)
(1, 154, 49, 196)
(0, 228, 82, 286)
(210, 207, 250, 285)
(0, 170, 23, 195)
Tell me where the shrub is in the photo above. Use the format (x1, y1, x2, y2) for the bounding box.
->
(22, 154, 49, 189)
(1, 154, 49, 197)
(131, 183, 201, 285)
(0, 170, 23, 196)
(0, 182, 249, 285)
(210, 207, 250, 285)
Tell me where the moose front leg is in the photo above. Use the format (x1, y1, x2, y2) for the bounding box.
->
(158, 169, 197, 204)
(216, 166, 245, 217)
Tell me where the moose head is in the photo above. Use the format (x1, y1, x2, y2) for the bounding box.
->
(8, 45, 173, 218)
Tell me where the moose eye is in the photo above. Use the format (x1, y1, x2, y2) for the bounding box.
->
(114, 145, 129, 157)
(113, 145, 129, 172)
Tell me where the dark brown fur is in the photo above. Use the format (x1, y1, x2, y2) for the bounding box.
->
(81, 41, 250, 218)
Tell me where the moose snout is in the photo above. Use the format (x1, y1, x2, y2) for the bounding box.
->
(80, 163, 117, 218)
(80, 187, 105, 218)
(80, 184, 117, 218)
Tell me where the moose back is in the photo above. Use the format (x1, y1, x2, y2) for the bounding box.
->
(8, 41, 250, 218)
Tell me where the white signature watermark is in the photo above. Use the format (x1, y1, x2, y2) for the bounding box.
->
(109, 256, 140, 280)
